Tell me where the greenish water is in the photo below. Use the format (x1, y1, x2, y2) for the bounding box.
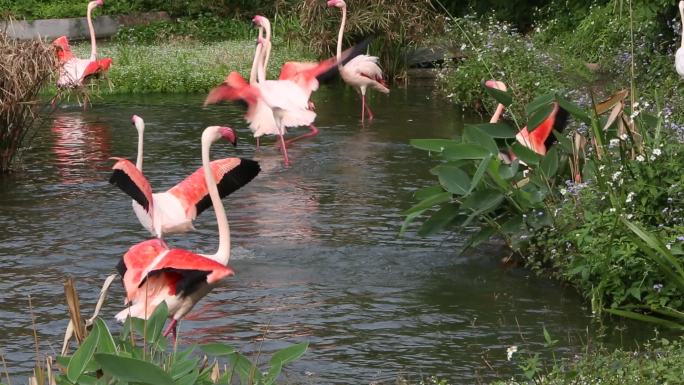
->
(0, 84, 648, 384)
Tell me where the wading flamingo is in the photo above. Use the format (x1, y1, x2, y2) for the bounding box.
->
(115, 126, 260, 340)
(53, 0, 112, 88)
(484, 80, 568, 163)
(328, 0, 389, 123)
(676, 1, 684, 78)
(205, 44, 315, 166)
(109, 115, 260, 238)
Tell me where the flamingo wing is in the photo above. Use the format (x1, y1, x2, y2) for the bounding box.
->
(204, 72, 259, 106)
(109, 157, 154, 212)
(117, 238, 169, 300)
(168, 158, 261, 218)
(81, 57, 113, 81)
(52, 36, 74, 63)
(145, 248, 235, 289)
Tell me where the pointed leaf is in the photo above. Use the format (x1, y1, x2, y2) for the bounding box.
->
(498, 159, 520, 180)
(539, 147, 559, 178)
(556, 93, 590, 123)
(404, 192, 452, 215)
(418, 204, 461, 236)
(527, 103, 554, 133)
(511, 143, 541, 165)
(552, 129, 572, 152)
(145, 301, 168, 346)
(464, 226, 497, 249)
(67, 325, 100, 382)
(270, 342, 308, 367)
(227, 352, 261, 384)
(469, 155, 493, 194)
(526, 92, 555, 116)
(435, 165, 470, 195)
(174, 368, 200, 385)
(414, 185, 444, 201)
(482, 80, 512, 106)
(474, 123, 517, 138)
(410, 139, 458, 152)
(442, 143, 491, 160)
(94, 318, 117, 354)
(200, 343, 237, 357)
(464, 126, 498, 154)
(94, 353, 174, 385)
(604, 308, 684, 330)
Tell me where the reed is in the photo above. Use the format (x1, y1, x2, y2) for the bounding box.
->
(0, 32, 57, 173)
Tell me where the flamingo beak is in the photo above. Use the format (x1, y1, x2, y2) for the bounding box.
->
(219, 127, 237, 147)
(131, 115, 138, 125)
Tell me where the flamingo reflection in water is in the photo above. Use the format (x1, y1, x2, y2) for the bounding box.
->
(51, 114, 112, 184)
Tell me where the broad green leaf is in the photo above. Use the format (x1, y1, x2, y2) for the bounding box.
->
(501, 214, 524, 234)
(474, 123, 517, 138)
(145, 301, 168, 346)
(555, 93, 590, 123)
(227, 352, 261, 385)
(552, 129, 572, 152)
(94, 353, 174, 385)
(463, 126, 498, 154)
(482, 80, 512, 106)
(464, 226, 497, 249)
(469, 155, 493, 194)
(526, 92, 555, 116)
(511, 143, 541, 165)
(414, 185, 444, 201)
(200, 343, 236, 357)
(67, 325, 100, 382)
(498, 159, 520, 180)
(174, 368, 199, 385)
(94, 318, 117, 354)
(605, 308, 684, 330)
(400, 210, 426, 237)
(410, 139, 458, 152)
(74, 374, 98, 385)
(404, 192, 452, 215)
(442, 143, 491, 160)
(170, 356, 200, 380)
(539, 147, 559, 178)
(173, 346, 196, 363)
(542, 326, 558, 346)
(56, 355, 71, 368)
(526, 103, 554, 133)
(461, 190, 504, 213)
(270, 342, 308, 367)
(436, 165, 471, 195)
(418, 204, 461, 236)
(649, 306, 684, 320)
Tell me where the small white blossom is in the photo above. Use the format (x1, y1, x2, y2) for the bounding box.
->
(560, 188, 568, 195)
(636, 155, 645, 162)
(626, 192, 636, 204)
(609, 208, 617, 213)
(652, 148, 662, 157)
(609, 138, 620, 148)
(599, 165, 606, 171)
(620, 133, 628, 141)
(507, 346, 518, 361)
(612, 171, 622, 181)
(666, 243, 672, 250)
(627, 214, 634, 219)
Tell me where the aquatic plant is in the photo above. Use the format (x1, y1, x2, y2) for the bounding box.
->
(0, 32, 57, 173)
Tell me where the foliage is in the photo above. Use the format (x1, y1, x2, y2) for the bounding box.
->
(494, 337, 684, 385)
(51, 303, 308, 385)
(0, 32, 58, 173)
(298, 0, 441, 79)
(62, 39, 315, 94)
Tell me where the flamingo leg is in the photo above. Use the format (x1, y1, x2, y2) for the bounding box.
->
(256, 137, 260, 150)
(361, 94, 366, 123)
(365, 102, 374, 121)
(284, 125, 319, 147)
(162, 319, 178, 341)
(278, 134, 290, 166)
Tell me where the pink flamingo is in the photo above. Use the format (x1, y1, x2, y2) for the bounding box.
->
(328, 0, 389, 123)
(116, 126, 259, 340)
(52, 0, 112, 88)
(484, 80, 569, 162)
(205, 44, 315, 166)
(109, 115, 260, 238)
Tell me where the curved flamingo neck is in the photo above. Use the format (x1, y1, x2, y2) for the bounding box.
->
(680, 4, 684, 47)
(201, 130, 230, 265)
(258, 39, 271, 83)
(336, 5, 347, 67)
(135, 124, 144, 170)
(87, 2, 98, 61)
(262, 21, 271, 74)
(490, 104, 505, 123)
(250, 39, 263, 84)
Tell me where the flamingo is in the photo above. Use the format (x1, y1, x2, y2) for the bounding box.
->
(115, 126, 260, 340)
(676, 1, 684, 78)
(52, 0, 112, 88)
(484, 80, 568, 162)
(327, 0, 389, 123)
(205, 44, 316, 166)
(109, 115, 260, 238)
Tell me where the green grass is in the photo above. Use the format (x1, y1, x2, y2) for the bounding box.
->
(65, 39, 315, 94)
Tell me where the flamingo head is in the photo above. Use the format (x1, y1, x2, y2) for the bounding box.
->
(484, 79, 507, 92)
(88, 0, 103, 10)
(327, 0, 345, 8)
(204, 126, 237, 147)
(131, 115, 144, 132)
(252, 15, 268, 27)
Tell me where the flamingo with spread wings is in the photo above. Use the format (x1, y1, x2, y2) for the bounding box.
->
(109, 115, 260, 238)
(115, 126, 260, 340)
(53, 0, 112, 88)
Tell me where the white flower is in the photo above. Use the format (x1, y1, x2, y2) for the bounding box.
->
(636, 155, 645, 162)
(666, 243, 672, 250)
(612, 171, 622, 181)
(620, 133, 628, 141)
(507, 346, 518, 361)
(560, 188, 568, 195)
(598, 165, 606, 171)
(627, 214, 634, 219)
(609, 138, 620, 148)
(503, 46, 510, 53)
(609, 208, 616, 213)
(652, 148, 662, 157)
(626, 192, 636, 203)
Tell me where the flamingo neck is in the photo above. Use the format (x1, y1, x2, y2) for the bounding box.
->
(490, 104, 505, 123)
(87, 3, 97, 61)
(201, 133, 230, 265)
(258, 40, 271, 83)
(263, 22, 271, 74)
(250, 39, 262, 84)
(336, 5, 347, 67)
(135, 126, 144, 170)
(680, 5, 684, 48)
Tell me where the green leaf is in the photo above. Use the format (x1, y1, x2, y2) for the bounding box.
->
(542, 326, 558, 346)
(463, 125, 498, 154)
(67, 326, 100, 382)
(556, 93, 590, 123)
(400, 210, 425, 237)
(552, 129, 572, 152)
(410, 139, 458, 152)
(605, 308, 684, 330)
(539, 147, 559, 177)
(94, 353, 175, 385)
(442, 143, 491, 160)
(404, 191, 452, 215)
(482, 80, 512, 106)
(511, 143, 541, 165)
(227, 352, 261, 385)
(414, 185, 444, 201)
(171, 357, 200, 380)
(418, 204, 461, 236)
(468, 155, 493, 194)
(526, 92, 555, 116)
(464, 226, 497, 249)
(435, 165, 471, 195)
(94, 318, 117, 354)
(200, 343, 237, 356)
(145, 301, 168, 346)
(501, 214, 524, 234)
(174, 368, 199, 385)
(474, 123, 517, 138)
(498, 159, 520, 180)
(461, 190, 504, 212)
(270, 342, 308, 367)
(526, 103, 554, 133)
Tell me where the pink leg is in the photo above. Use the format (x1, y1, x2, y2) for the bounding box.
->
(284, 125, 319, 147)
(162, 319, 177, 341)
(365, 102, 374, 121)
(278, 134, 290, 166)
(256, 137, 260, 150)
(361, 95, 366, 123)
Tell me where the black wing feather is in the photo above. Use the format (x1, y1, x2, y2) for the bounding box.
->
(109, 169, 150, 212)
(195, 158, 261, 216)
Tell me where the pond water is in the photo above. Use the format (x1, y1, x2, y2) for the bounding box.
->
(0, 84, 646, 384)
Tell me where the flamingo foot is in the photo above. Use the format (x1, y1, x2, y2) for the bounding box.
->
(366, 103, 374, 121)
(162, 319, 177, 342)
(284, 125, 319, 147)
